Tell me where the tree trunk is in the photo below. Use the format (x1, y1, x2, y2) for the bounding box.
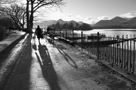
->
(26, 0, 30, 33)
(30, 14, 33, 32)
(29, 1, 34, 33)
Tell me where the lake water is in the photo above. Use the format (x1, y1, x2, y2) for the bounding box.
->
(75, 29, 136, 37)
(74, 29, 136, 50)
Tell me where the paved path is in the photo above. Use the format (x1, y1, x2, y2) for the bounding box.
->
(0, 31, 27, 89)
(0, 31, 25, 52)
(3, 34, 133, 90)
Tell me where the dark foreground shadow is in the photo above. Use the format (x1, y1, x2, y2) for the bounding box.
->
(56, 47, 78, 68)
(0, 33, 27, 65)
(35, 40, 61, 90)
(3, 34, 32, 90)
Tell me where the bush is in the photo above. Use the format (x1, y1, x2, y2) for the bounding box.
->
(0, 26, 7, 40)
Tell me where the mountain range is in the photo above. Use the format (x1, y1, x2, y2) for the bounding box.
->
(34, 19, 84, 28)
(34, 16, 136, 29)
(47, 19, 92, 30)
(93, 16, 136, 28)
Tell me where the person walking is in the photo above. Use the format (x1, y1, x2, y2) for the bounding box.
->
(35, 25, 43, 41)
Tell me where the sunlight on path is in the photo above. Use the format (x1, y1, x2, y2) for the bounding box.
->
(29, 34, 51, 90)
(3, 34, 131, 90)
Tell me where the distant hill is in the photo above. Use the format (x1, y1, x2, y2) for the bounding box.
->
(47, 19, 92, 30)
(121, 17, 136, 28)
(93, 16, 130, 28)
(111, 16, 128, 22)
(34, 19, 92, 30)
(34, 19, 73, 28)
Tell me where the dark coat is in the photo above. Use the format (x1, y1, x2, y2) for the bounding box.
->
(35, 27, 43, 39)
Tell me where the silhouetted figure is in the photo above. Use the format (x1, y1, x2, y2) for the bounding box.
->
(35, 25, 43, 41)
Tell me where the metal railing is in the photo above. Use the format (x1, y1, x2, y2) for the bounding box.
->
(48, 30, 136, 75)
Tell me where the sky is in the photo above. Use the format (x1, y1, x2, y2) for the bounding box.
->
(31, 0, 136, 24)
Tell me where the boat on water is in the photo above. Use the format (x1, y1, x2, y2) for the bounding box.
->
(87, 33, 106, 40)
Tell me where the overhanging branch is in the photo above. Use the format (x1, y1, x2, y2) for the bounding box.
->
(33, 0, 63, 13)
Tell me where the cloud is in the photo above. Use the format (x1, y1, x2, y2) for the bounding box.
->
(46, 12, 83, 21)
(74, 15, 83, 21)
(83, 17, 96, 24)
(120, 12, 136, 18)
(34, 10, 96, 24)
(97, 16, 110, 21)
(67, 15, 96, 24)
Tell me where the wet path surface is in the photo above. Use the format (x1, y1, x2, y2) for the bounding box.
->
(1, 34, 134, 90)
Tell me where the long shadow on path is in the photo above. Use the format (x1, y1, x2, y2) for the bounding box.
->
(56, 47, 78, 69)
(0, 33, 27, 66)
(3, 34, 32, 90)
(35, 41, 61, 90)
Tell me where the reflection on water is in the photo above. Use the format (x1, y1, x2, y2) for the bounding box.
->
(74, 29, 136, 50)
(75, 29, 136, 36)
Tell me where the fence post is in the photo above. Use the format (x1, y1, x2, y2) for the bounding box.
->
(97, 32, 100, 59)
(52, 29, 55, 44)
(122, 35, 124, 68)
(133, 34, 135, 73)
(126, 35, 129, 71)
(130, 35, 132, 73)
(60, 29, 61, 37)
(72, 30, 74, 43)
(66, 30, 67, 39)
(81, 30, 83, 50)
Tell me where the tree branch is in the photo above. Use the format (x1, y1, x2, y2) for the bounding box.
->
(33, 0, 63, 13)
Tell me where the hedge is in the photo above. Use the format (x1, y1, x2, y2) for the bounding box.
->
(0, 26, 7, 40)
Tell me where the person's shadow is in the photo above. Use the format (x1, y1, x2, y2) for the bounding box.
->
(35, 40, 61, 90)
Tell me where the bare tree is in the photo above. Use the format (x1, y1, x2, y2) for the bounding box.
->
(26, 0, 64, 32)
(0, 0, 64, 33)
(0, 0, 16, 4)
(0, 4, 26, 29)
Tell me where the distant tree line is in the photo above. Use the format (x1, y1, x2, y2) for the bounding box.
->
(47, 21, 92, 31)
